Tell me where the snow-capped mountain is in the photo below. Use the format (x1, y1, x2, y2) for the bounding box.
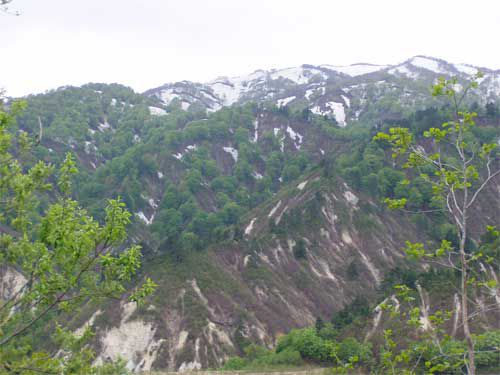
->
(145, 56, 499, 127)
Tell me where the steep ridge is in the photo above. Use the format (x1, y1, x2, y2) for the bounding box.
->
(145, 56, 500, 124)
(87, 172, 433, 371)
(5, 56, 500, 371)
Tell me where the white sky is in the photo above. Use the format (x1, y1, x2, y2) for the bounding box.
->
(1, 0, 499, 97)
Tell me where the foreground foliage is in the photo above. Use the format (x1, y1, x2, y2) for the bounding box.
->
(223, 325, 500, 374)
(374, 74, 499, 374)
(0, 100, 155, 372)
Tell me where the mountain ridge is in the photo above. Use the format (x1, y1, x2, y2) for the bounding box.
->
(143, 55, 500, 126)
(148, 55, 499, 90)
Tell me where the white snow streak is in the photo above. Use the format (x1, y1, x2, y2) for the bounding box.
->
(223, 146, 238, 162)
(277, 96, 296, 107)
(321, 63, 388, 76)
(245, 218, 257, 236)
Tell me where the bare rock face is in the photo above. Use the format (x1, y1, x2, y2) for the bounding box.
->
(0, 267, 27, 301)
(85, 174, 430, 370)
(87, 169, 498, 371)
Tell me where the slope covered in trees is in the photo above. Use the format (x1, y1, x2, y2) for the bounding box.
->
(1, 66, 499, 372)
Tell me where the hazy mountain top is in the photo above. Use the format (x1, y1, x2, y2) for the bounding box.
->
(144, 55, 499, 126)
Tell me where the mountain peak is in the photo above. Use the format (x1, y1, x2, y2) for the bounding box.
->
(144, 56, 498, 120)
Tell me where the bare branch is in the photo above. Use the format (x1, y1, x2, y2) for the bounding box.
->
(467, 162, 500, 209)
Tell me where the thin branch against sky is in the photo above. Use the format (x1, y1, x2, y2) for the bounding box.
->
(1, 0, 499, 97)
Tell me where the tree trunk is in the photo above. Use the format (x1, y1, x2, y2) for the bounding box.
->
(460, 209, 475, 375)
(461, 258, 475, 374)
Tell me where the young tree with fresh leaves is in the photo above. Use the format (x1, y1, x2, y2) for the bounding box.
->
(0, 101, 156, 373)
(374, 74, 500, 374)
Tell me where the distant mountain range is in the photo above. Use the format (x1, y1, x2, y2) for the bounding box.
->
(144, 56, 500, 126)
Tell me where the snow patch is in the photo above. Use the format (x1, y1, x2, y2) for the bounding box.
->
(148, 198, 158, 209)
(252, 171, 263, 179)
(304, 88, 315, 100)
(159, 90, 181, 105)
(454, 63, 478, 76)
(173, 144, 197, 160)
(208, 71, 266, 106)
(410, 56, 447, 74)
(223, 146, 238, 162)
(277, 96, 296, 107)
(252, 119, 259, 143)
(326, 102, 346, 126)
(321, 63, 388, 76)
(270, 66, 321, 84)
(98, 121, 111, 132)
(389, 65, 419, 79)
(243, 255, 251, 267)
(343, 190, 359, 205)
(297, 180, 308, 191)
(341, 95, 350, 108)
(268, 200, 282, 218)
(245, 218, 257, 236)
(286, 126, 303, 148)
(84, 141, 96, 154)
(136, 211, 154, 225)
(311, 102, 347, 126)
(310, 105, 325, 116)
(149, 106, 167, 116)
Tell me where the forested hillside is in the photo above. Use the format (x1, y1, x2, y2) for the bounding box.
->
(2, 57, 499, 373)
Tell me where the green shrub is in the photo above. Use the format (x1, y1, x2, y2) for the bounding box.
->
(222, 356, 248, 370)
(418, 338, 466, 374)
(253, 349, 303, 367)
(244, 344, 270, 360)
(276, 328, 331, 361)
(475, 330, 500, 368)
(335, 337, 372, 365)
(318, 323, 338, 341)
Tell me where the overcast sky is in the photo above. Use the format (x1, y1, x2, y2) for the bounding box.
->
(2, 0, 499, 97)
